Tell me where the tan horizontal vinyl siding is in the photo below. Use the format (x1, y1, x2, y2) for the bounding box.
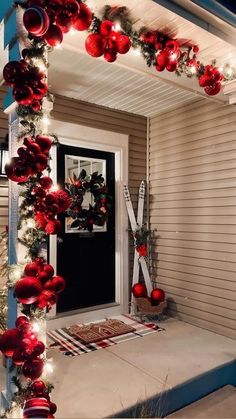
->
(52, 95, 147, 277)
(149, 99, 236, 340)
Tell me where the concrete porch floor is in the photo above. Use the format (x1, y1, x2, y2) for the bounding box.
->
(46, 317, 236, 418)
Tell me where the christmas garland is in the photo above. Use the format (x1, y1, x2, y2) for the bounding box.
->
(1, 0, 236, 417)
(65, 169, 111, 232)
(132, 225, 151, 258)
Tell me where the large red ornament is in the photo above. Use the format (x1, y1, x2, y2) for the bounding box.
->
(85, 33, 105, 57)
(0, 328, 20, 357)
(23, 358, 44, 380)
(63, 0, 79, 17)
(44, 24, 63, 47)
(165, 39, 179, 52)
(23, 6, 50, 36)
(23, 397, 50, 418)
(100, 20, 114, 37)
(73, 3, 92, 31)
(132, 283, 147, 298)
(12, 348, 25, 366)
(56, 11, 73, 33)
(49, 403, 57, 414)
(15, 316, 29, 328)
(43, 264, 54, 278)
(39, 176, 53, 190)
(14, 277, 43, 304)
(116, 34, 131, 54)
(104, 50, 117, 63)
(51, 190, 72, 212)
(151, 288, 165, 306)
(5, 158, 31, 183)
(3, 61, 26, 87)
(166, 60, 177, 72)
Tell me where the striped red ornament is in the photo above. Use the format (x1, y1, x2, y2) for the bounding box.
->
(23, 397, 50, 418)
(23, 6, 50, 36)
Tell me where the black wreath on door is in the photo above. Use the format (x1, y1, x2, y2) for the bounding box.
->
(65, 169, 112, 232)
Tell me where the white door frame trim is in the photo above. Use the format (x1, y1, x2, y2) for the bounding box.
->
(47, 119, 129, 330)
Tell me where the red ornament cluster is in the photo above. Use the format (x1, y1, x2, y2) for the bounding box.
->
(23, 1, 93, 47)
(34, 188, 71, 235)
(198, 64, 223, 96)
(85, 20, 131, 62)
(15, 259, 65, 309)
(5, 136, 52, 184)
(0, 316, 57, 418)
(132, 283, 165, 306)
(3, 60, 47, 109)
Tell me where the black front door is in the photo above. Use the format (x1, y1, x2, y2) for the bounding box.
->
(56, 144, 115, 313)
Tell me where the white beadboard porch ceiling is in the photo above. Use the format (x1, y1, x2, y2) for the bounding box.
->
(48, 0, 236, 117)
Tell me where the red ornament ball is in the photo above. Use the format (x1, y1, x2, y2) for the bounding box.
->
(85, 33, 105, 57)
(30, 380, 47, 395)
(116, 34, 131, 54)
(52, 190, 72, 212)
(5, 157, 30, 183)
(64, 0, 79, 18)
(0, 328, 20, 357)
(204, 82, 221, 96)
(23, 397, 50, 418)
(156, 50, 169, 68)
(24, 262, 40, 276)
(52, 275, 66, 294)
(3, 61, 26, 87)
(50, 402, 57, 414)
(14, 277, 43, 304)
(34, 153, 48, 172)
(13, 85, 34, 105)
(35, 135, 52, 153)
(156, 64, 165, 72)
(166, 60, 177, 72)
(38, 271, 50, 284)
(39, 176, 53, 190)
(198, 74, 211, 87)
(23, 358, 44, 380)
(44, 24, 63, 47)
(165, 39, 179, 52)
(104, 50, 117, 63)
(15, 316, 29, 328)
(56, 11, 73, 33)
(33, 341, 45, 356)
(100, 20, 114, 37)
(23, 6, 50, 36)
(73, 3, 92, 31)
(151, 288, 165, 306)
(12, 348, 25, 366)
(132, 283, 147, 298)
(43, 264, 54, 278)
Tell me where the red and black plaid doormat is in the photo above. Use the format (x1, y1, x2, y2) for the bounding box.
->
(47, 315, 164, 357)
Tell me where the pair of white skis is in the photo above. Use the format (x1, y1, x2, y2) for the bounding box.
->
(123, 181, 153, 296)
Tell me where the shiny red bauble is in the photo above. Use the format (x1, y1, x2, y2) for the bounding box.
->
(3, 61, 26, 87)
(166, 60, 177, 72)
(24, 262, 40, 276)
(85, 33, 105, 57)
(165, 39, 179, 52)
(44, 24, 63, 47)
(51, 275, 66, 293)
(104, 50, 117, 63)
(56, 11, 73, 33)
(132, 283, 147, 298)
(198, 74, 211, 87)
(23, 397, 50, 418)
(30, 380, 47, 395)
(33, 341, 45, 356)
(204, 82, 221, 96)
(73, 3, 92, 31)
(39, 176, 53, 190)
(151, 288, 165, 306)
(45, 220, 62, 235)
(12, 348, 25, 366)
(43, 264, 54, 278)
(156, 50, 169, 68)
(15, 316, 29, 328)
(100, 20, 114, 37)
(0, 328, 20, 357)
(13, 85, 34, 105)
(64, 0, 79, 17)
(5, 158, 31, 183)
(116, 34, 131, 54)
(23, 358, 44, 380)
(49, 402, 57, 414)
(35, 135, 52, 153)
(23, 6, 50, 36)
(14, 277, 43, 304)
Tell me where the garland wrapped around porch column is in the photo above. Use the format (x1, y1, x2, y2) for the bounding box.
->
(0, 0, 236, 418)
